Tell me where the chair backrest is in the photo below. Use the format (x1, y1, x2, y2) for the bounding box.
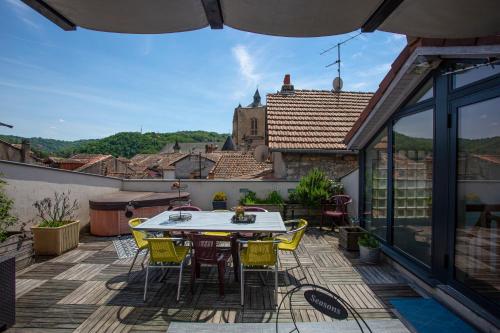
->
(128, 218, 148, 249)
(243, 206, 268, 212)
(288, 219, 308, 250)
(244, 240, 278, 266)
(191, 234, 218, 262)
(171, 205, 201, 211)
(146, 238, 183, 262)
(332, 195, 352, 213)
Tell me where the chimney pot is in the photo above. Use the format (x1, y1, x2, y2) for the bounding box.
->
(284, 74, 291, 85)
(281, 74, 294, 94)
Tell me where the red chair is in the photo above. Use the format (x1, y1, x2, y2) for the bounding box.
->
(320, 195, 352, 231)
(190, 234, 232, 296)
(171, 205, 201, 211)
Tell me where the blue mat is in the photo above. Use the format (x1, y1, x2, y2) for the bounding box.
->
(389, 298, 478, 333)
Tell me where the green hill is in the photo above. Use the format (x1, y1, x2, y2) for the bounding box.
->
(0, 131, 229, 158)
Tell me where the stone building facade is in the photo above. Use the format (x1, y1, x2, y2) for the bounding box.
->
(232, 89, 266, 150)
(272, 152, 358, 180)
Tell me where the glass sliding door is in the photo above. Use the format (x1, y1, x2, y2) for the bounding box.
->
(364, 129, 388, 240)
(454, 96, 500, 306)
(393, 110, 433, 266)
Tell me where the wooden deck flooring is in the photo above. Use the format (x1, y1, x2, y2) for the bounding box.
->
(8, 228, 420, 332)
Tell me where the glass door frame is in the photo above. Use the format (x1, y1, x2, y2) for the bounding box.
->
(447, 83, 500, 318)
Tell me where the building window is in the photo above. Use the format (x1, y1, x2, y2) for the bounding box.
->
(454, 96, 500, 306)
(363, 128, 388, 240)
(393, 109, 434, 266)
(250, 118, 258, 136)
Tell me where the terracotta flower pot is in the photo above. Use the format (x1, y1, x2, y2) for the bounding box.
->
(32, 220, 80, 256)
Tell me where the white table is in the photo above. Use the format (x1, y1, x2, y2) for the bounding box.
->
(133, 211, 287, 234)
(133, 211, 286, 281)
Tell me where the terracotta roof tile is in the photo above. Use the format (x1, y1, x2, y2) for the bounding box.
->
(266, 90, 372, 150)
(209, 153, 272, 179)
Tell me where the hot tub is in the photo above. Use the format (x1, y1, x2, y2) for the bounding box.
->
(89, 191, 189, 236)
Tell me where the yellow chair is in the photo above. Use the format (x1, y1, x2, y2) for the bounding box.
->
(128, 218, 149, 276)
(143, 237, 191, 301)
(203, 210, 232, 238)
(275, 219, 308, 277)
(238, 239, 281, 307)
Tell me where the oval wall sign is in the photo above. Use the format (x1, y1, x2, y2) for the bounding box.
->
(304, 290, 348, 320)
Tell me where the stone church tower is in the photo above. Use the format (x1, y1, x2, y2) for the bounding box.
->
(231, 89, 266, 150)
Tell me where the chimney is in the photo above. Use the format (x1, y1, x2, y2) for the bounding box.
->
(205, 144, 217, 153)
(20, 139, 30, 163)
(281, 74, 294, 94)
(173, 140, 180, 153)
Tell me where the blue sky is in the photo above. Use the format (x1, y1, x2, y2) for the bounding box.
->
(0, 0, 407, 141)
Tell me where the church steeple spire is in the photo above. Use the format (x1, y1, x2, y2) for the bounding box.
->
(251, 88, 261, 107)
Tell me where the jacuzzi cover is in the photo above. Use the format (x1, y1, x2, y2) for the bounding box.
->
(89, 191, 189, 210)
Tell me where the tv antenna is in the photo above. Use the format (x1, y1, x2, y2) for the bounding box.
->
(321, 32, 363, 92)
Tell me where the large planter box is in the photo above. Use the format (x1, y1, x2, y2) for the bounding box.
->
(284, 203, 322, 224)
(32, 220, 80, 256)
(339, 227, 364, 251)
(0, 255, 15, 330)
(0, 232, 34, 271)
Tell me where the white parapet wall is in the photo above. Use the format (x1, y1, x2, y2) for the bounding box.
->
(340, 168, 359, 219)
(122, 179, 299, 211)
(0, 161, 122, 230)
(0, 160, 299, 230)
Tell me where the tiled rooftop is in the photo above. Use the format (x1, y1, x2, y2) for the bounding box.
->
(208, 153, 273, 179)
(266, 90, 373, 151)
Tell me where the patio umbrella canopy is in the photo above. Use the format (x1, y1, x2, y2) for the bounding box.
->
(25, 0, 500, 38)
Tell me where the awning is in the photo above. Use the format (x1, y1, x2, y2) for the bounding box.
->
(23, 0, 500, 38)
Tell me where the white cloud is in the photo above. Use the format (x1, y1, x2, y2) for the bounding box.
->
(58, 118, 65, 123)
(352, 52, 363, 59)
(357, 63, 392, 77)
(232, 44, 261, 85)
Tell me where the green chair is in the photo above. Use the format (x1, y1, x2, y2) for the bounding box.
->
(238, 239, 281, 307)
(275, 219, 308, 277)
(143, 237, 191, 302)
(128, 218, 149, 276)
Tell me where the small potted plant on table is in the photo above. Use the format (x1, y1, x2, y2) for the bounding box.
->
(358, 232, 381, 264)
(32, 191, 80, 256)
(212, 192, 227, 210)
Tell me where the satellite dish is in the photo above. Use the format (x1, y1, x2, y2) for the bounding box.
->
(332, 77, 343, 92)
(254, 145, 269, 162)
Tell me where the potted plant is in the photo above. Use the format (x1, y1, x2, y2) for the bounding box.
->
(212, 192, 227, 210)
(31, 191, 80, 256)
(286, 169, 342, 223)
(339, 217, 364, 251)
(358, 232, 381, 263)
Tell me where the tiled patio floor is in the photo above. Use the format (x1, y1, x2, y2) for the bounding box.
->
(8, 228, 420, 332)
